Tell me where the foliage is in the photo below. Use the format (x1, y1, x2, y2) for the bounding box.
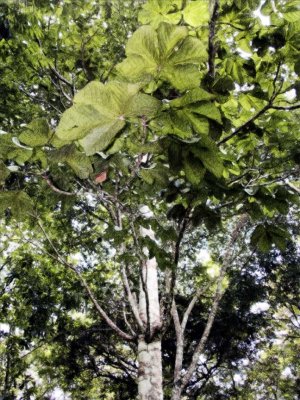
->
(0, 0, 299, 398)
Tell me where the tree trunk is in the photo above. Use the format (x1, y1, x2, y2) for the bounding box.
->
(138, 337, 163, 400)
(138, 257, 163, 400)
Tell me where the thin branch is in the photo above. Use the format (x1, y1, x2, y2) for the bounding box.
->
(178, 214, 249, 391)
(58, 79, 72, 102)
(170, 283, 212, 397)
(122, 303, 136, 337)
(35, 220, 135, 342)
(100, 342, 138, 372)
(272, 61, 282, 94)
(42, 175, 75, 196)
(121, 266, 145, 331)
(171, 300, 184, 384)
(181, 284, 211, 333)
(174, 213, 190, 266)
(161, 210, 190, 331)
(78, 275, 134, 341)
(120, 117, 148, 194)
(270, 103, 300, 111)
(84, 207, 108, 224)
(208, 0, 220, 79)
(19, 341, 45, 359)
(285, 181, 300, 194)
(217, 104, 270, 145)
(18, 84, 62, 115)
(0, 258, 10, 273)
(49, 66, 73, 88)
(105, 182, 144, 332)
(218, 62, 283, 145)
(50, 73, 72, 103)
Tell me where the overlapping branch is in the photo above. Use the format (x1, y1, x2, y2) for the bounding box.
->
(35, 219, 135, 342)
(171, 214, 249, 398)
(217, 62, 292, 145)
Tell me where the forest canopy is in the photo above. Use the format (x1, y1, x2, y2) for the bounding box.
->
(0, 0, 299, 399)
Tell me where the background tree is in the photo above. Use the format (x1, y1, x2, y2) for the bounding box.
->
(0, 0, 299, 399)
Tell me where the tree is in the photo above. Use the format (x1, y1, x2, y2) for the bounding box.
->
(0, 0, 299, 399)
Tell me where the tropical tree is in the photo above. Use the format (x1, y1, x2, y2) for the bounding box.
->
(0, 0, 299, 399)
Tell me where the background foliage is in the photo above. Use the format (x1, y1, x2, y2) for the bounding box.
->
(0, 0, 299, 398)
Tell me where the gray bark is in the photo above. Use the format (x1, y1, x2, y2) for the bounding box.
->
(138, 257, 163, 399)
(138, 337, 163, 400)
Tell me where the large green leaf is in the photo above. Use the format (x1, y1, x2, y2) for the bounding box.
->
(126, 93, 162, 118)
(150, 111, 194, 139)
(183, 153, 206, 185)
(183, 0, 210, 27)
(153, 88, 218, 137)
(7, 148, 33, 165)
(156, 19, 187, 57)
(48, 145, 93, 179)
(170, 88, 215, 107)
(191, 137, 223, 178)
(19, 118, 50, 147)
(138, 0, 183, 27)
(117, 25, 159, 81)
(78, 119, 126, 157)
(250, 223, 291, 252)
(267, 225, 291, 251)
(56, 81, 161, 155)
(250, 224, 271, 252)
(117, 22, 207, 90)
(0, 134, 17, 159)
(187, 103, 222, 124)
(282, 9, 300, 23)
(161, 36, 207, 90)
(151, 107, 210, 138)
(192, 147, 223, 178)
(161, 64, 202, 91)
(184, 111, 210, 135)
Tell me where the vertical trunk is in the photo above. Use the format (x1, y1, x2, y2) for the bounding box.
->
(138, 257, 163, 400)
(138, 337, 163, 400)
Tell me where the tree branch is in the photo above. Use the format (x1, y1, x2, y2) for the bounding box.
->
(35, 220, 135, 342)
(217, 104, 270, 145)
(171, 300, 184, 384)
(170, 283, 211, 397)
(285, 181, 300, 194)
(178, 214, 249, 391)
(17, 84, 63, 115)
(49, 66, 73, 88)
(161, 210, 190, 332)
(208, 0, 220, 79)
(122, 303, 137, 337)
(181, 284, 211, 334)
(218, 62, 283, 145)
(270, 103, 300, 111)
(42, 174, 75, 196)
(121, 266, 145, 331)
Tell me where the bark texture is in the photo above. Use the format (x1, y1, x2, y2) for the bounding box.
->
(138, 257, 163, 399)
(138, 338, 163, 400)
